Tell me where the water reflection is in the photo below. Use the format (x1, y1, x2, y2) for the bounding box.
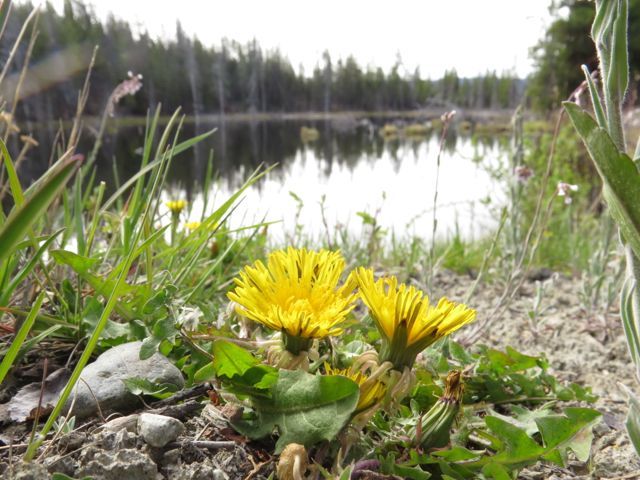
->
(22, 118, 506, 241)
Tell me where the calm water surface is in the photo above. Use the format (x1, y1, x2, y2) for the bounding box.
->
(23, 118, 508, 241)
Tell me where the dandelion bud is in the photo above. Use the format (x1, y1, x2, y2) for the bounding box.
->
(413, 370, 464, 449)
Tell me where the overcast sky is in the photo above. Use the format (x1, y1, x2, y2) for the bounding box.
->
(46, 0, 554, 78)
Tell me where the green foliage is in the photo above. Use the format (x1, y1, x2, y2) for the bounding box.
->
(0, 293, 44, 385)
(233, 370, 359, 453)
(563, 0, 640, 460)
(0, 150, 79, 264)
(565, 103, 640, 259)
(121, 377, 180, 399)
(366, 343, 599, 479)
(209, 341, 360, 453)
(211, 340, 278, 397)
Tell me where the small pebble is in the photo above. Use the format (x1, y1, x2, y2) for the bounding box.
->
(137, 413, 185, 448)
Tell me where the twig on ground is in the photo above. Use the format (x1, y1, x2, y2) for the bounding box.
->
(165, 439, 236, 449)
(147, 400, 203, 420)
(246, 454, 270, 480)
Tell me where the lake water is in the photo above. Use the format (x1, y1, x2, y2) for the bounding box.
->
(22, 117, 508, 242)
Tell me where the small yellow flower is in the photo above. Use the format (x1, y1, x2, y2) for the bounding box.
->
(166, 199, 187, 215)
(228, 248, 357, 354)
(184, 221, 201, 231)
(325, 363, 386, 413)
(355, 268, 476, 369)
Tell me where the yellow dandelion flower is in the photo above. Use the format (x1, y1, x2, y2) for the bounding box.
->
(355, 267, 476, 369)
(228, 248, 357, 354)
(184, 221, 201, 231)
(325, 363, 386, 413)
(166, 199, 187, 215)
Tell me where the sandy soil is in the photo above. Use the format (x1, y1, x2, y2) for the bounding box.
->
(438, 270, 640, 479)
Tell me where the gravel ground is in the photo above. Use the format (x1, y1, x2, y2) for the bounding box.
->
(437, 270, 640, 479)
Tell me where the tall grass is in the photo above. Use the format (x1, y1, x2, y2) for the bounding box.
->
(0, 1, 271, 459)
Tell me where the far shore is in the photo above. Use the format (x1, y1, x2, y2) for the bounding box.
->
(32, 108, 532, 129)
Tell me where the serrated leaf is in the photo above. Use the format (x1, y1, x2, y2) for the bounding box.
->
(212, 341, 278, 397)
(484, 416, 545, 469)
(491, 404, 554, 436)
(431, 446, 481, 462)
(448, 340, 475, 365)
(535, 407, 601, 463)
(81, 297, 129, 341)
(380, 453, 431, 480)
(212, 340, 259, 379)
(51, 249, 137, 321)
(194, 363, 216, 383)
(50, 249, 100, 273)
(542, 448, 565, 466)
(232, 369, 359, 452)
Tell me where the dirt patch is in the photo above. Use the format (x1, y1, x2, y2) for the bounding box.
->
(438, 270, 640, 479)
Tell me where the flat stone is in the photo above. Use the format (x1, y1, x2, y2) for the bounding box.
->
(65, 341, 184, 419)
(137, 413, 185, 448)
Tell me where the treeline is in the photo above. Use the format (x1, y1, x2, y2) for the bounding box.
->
(529, 0, 640, 112)
(3, 1, 524, 120)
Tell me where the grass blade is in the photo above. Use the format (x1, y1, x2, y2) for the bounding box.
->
(0, 292, 44, 385)
(0, 155, 80, 262)
(0, 228, 64, 306)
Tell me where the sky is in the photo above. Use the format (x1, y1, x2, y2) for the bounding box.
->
(47, 0, 554, 78)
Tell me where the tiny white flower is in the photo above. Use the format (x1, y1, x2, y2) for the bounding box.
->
(557, 182, 578, 205)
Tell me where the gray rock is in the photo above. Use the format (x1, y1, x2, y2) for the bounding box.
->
(65, 341, 184, 419)
(76, 448, 159, 480)
(7, 462, 50, 480)
(164, 458, 228, 480)
(137, 413, 185, 448)
(101, 429, 138, 450)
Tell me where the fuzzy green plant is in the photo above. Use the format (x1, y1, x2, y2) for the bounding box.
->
(563, 0, 640, 456)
